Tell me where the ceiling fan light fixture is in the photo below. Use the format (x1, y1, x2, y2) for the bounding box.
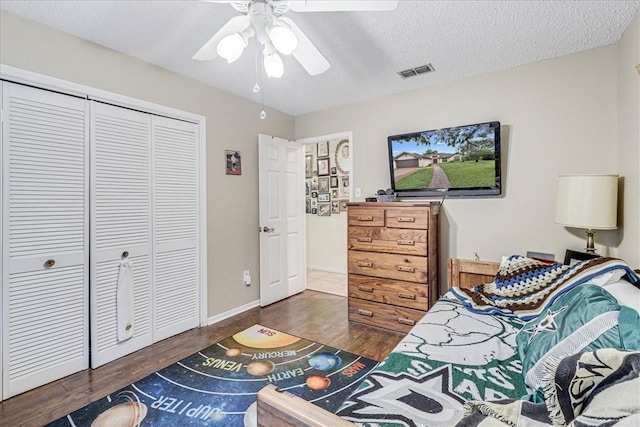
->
(269, 25, 298, 55)
(217, 32, 248, 63)
(264, 51, 284, 78)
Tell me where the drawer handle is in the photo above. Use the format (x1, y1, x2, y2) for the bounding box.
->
(357, 261, 373, 268)
(398, 292, 416, 300)
(357, 237, 373, 243)
(397, 217, 415, 223)
(397, 318, 416, 326)
(358, 285, 374, 293)
(357, 216, 374, 222)
(44, 259, 56, 268)
(397, 265, 415, 273)
(358, 309, 373, 317)
(397, 240, 415, 246)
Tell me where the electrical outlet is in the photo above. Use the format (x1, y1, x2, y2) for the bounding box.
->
(355, 187, 362, 197)
(243, 270, 251, 286)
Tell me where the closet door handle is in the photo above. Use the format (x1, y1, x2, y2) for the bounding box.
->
(357, 237, 372, 243)
(397, 265, 415, 273)
(396, 240, 415, 246)
(357, 261, 373, 268)
(44, 259, 55, 269)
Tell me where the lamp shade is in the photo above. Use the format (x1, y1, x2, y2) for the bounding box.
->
(555, 174, 618, 230)
(217, 33, 247, 63)
(263, 52, 284, 78)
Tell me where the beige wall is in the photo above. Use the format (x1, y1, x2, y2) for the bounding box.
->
(615, 10, 640, 268)
(0, 11, 295, 318)
(296, 45, 628, 291)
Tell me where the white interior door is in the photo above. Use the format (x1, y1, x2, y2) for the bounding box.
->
(2, 82, 89, 398)
(90, 101, 153, 368)
(258, 134, 305, 307)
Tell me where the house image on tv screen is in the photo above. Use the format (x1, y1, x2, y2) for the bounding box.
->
(388, 121, 500, 195)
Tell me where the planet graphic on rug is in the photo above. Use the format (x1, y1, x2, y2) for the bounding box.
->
(308, 352, 342, 371)
(226, 347, 243, 357)
(233, 324, 300, 349)
(91, 391, 147, 427)
(306, 374, 331, 391)
(247, 360, 275, 376)
(243, 401, 258, 427)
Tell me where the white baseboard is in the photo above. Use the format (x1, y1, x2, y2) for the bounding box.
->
(207, 299, 260, 325)
(307, 265, 346, 275)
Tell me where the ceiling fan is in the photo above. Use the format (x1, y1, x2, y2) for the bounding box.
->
(193, 0, 398, 78)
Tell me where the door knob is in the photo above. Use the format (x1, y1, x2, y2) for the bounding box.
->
(262, 226, 275, 233)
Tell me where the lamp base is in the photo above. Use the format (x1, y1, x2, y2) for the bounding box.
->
(585, 229, 597, 254)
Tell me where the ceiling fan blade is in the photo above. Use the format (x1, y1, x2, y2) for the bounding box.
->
(193, 15, 250, 61)
(203, 0, 251, 13)
(279, 17, 330, 76)
(287, 0, 398, 12)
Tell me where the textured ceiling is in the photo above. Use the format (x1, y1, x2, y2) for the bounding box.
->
(1, 1, 639, 116)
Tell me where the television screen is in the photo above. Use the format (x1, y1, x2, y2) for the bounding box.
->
(388, 121, 501, 198)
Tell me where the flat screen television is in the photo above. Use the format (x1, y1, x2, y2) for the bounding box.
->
(388, 121, 501, 198)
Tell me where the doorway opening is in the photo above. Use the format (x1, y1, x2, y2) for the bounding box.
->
(298, 132, 353, 297)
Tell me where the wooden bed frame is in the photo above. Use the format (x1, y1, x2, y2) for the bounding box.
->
(256, 258, 500, 427)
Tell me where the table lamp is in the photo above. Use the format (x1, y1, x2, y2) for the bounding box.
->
(555, 174, 618, 254)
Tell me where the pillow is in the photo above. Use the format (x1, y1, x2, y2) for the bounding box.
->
(602, 279, 640, 314)
(585, 268, 627, 287)
(516, 284, 640, 398)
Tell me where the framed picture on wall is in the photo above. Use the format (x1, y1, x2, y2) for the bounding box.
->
(317, 158, 330, 176)
(339, 176, 350, 197)
(225, 150, 241, 175)
(305, 154, 313, 178)
(317, 141, 329, 158)
(318, 177, 330, 193)
(330, 176, 339, 188)
(331, 201, 340, 213)
(318, 193, 330, 203)
(317, 203, 331, 216)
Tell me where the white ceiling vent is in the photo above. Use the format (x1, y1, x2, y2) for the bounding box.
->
(398, 63, 435, 79)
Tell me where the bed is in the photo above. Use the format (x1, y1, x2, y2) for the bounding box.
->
(257, 256, 640, 427)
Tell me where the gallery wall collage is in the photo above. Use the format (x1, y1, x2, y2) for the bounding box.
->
(305, 138, 350, 216)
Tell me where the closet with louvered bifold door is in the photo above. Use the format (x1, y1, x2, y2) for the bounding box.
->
(89, 102, 201, 368)
(1, 82, 89, 399)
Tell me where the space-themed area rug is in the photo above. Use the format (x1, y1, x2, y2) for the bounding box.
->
(47, 324, 378, 427)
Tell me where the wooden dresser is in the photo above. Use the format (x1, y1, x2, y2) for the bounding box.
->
(347, 202, 440, 333)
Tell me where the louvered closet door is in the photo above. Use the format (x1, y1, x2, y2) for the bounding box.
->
(152, 116, 200, 341)
(1, 82, 89, 398)
(90, 102, 152, 368)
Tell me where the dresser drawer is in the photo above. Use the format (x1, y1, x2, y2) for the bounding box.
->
(348, 275, 429, 310)
(348, 298, 425, 334)
(348, 251, 427, 283)
(348, 226, 427, 256)
(348, 207, 384, 227)
(385, 208, 430, 229)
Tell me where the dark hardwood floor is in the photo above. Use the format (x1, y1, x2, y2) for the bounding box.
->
(0, 291, 404, 427)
